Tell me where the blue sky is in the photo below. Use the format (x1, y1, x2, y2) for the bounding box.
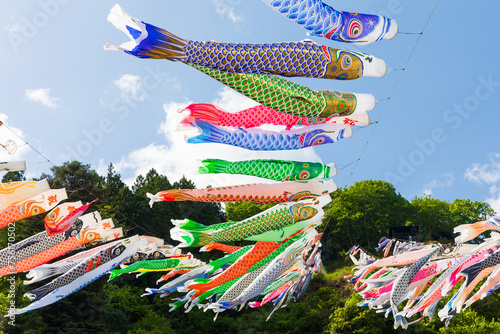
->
(1, 1, 500, 213)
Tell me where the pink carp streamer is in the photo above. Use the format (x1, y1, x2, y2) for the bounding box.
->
(347, 221, 500, 328)
(181, 103, 370, 130)
(147, 180, 336, 206)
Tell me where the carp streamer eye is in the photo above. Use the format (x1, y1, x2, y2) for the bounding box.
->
(301, 208, 311, 218)
(312, 137, 326, 145)
(348, 19, 362, 37)
(341, 54, 352, 70)
(300, 171, 310, 179)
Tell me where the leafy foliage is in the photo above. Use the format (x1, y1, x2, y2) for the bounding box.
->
(0, 163, 499, 334)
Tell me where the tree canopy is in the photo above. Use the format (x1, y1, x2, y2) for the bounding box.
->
(0, 162, 497, 334)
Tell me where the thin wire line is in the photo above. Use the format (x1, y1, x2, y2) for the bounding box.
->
(342, 0, 440, 189)
(320, 0, 441, 244)
(1, 122, 160, 238)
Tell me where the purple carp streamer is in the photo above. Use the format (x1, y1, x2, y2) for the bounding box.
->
(105, 5, 387, 80)
(347, 218, 500, 328)
(262, 0, 398, 45)
(184, 118, 351, 151)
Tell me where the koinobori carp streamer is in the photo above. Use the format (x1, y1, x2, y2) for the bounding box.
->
(105, 4, 387, 80)
(184, 118, 352, 151)
(261, 0, 398, 45)
(197, 158, 336, 182)
(181, 103, 370, 130)
(146, 180, 336, 206)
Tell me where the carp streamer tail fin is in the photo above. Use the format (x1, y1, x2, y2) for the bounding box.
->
(105, 4, 187, 61)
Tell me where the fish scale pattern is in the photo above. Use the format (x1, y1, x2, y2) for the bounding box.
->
(186, 103, 346, 129)
(159, 182, 330, 204)
(190, 64, 357, 118)
(185, 40, 346, 79)
(261, 271, 298, 296)
(201, 126, 345, 151)
(27, 244, 124, 301)
(209, 207, 297, 243)
(0, 233, 48, 268)
(463, 250, 500, 281)
(1, 223, 82, 268)
(229, 256, 294, 309)
(391, 247, 441, 309)
(224, 160, 292, 181)
(225, 132, 299, 150)
(218, 265, 269, 303)
(109, 258, 184, 280)
(268, 0, 342, 38)
(219, 104, 313, 127)
(199, 158, 332, 181)
(190, 242, 279, 298)
(0, 229, 100, 277)
(0, 201, 46, 229)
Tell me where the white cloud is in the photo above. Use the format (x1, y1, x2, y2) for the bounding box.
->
(211, 87, 257, 112)
(4, 24, 22, 33)
(486, 185, 500, 215)
(113, 74, 147, 101)
(25, 88, 59, 108)
(213, 0, 243, 23)
(465, 154, 500, 184)
(422, 173, 454, 196)
(108, 88, 323, 188)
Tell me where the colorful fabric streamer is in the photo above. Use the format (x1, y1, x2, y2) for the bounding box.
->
(0, 179, 50, 211)
(170, 196, 327, 247)
(198, 158, 335, 181)
(184, 118, 352, 151)
(0, 219, 119, 277)
(0, 188, 67, 230)
(188, 64, 375, 119)
(147, 180, 336, 206)
(348, 229, 500, 328)
(13, 237, 148, 315)
(181, 103, 370, 130)
(262, 0, 398, 45)
(106, 4, 387, 79)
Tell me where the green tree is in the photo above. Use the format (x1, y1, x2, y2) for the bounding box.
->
(323, 180, 411, 259)
(1, 171, 25, 183)
(47, 161, 105, 203)
(411, 196, 452, 242)
(410, 196, 494, 243)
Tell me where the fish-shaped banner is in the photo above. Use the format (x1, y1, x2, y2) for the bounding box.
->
(0, 219, 118, 277)
(170, 196, 328, 247)
(198, 158, 335, 182)
(0, 188, 67, 230)
(0, 179, 49, 211)
(181, 103, 370, 130)
(262, 0, 398, 44)
(147, 180, 336, 206)
(0, 161, 26, 172)
(12, 236, 148, 315)
(106, 4, 387, 80)
(183, 118, 352, 151)
(44, 199, 98, 236)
